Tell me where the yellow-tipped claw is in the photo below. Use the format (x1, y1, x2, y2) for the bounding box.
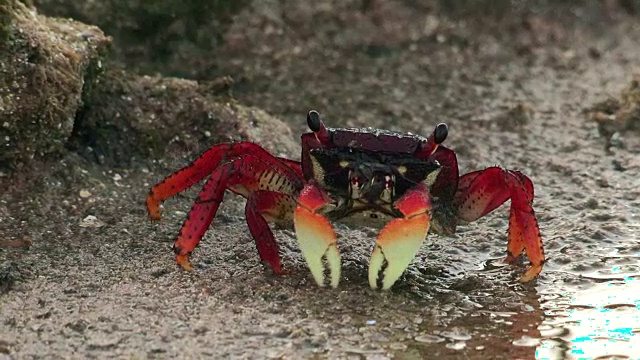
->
(368, 213, 431, 290)
(294, 205, 341, 288)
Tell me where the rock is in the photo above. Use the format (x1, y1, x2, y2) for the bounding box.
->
(68, 69, 300, 166)
(0, 261, 21, 294)
(0, 1, 299, 173)
(79, 215, 105, 228)
(0, 0, 111, 170)
(32, 0, 251, 78)
(588, 75, 640, 151)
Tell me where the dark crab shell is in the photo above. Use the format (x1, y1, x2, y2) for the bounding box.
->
(329, 127, 428, 154)
(300, 117, 459, 210)
(299, 122, 451, 226)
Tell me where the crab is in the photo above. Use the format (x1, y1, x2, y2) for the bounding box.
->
(146, 110, 544, 289)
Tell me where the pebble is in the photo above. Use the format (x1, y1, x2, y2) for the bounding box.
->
(414, 334, 445, 343)
(440, 330, 472, 341)
(446, 342, 466, 350)
(79, 215, 105, 228)
(512, 335, 540, 347)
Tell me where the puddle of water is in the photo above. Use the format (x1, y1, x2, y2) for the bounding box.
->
(537, 277, 640, 360)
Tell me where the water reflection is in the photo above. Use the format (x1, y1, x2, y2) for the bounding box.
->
(395, 256, 546, 359)
(537, 277, 640, 359)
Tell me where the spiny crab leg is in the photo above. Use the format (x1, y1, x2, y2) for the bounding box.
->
(455, 167, 544, 283)
(506, 171, 544, 283)
(369, 184, 432, 290)
(294, 182, 341, 288)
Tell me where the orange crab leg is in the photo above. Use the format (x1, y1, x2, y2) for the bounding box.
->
(369, 183, 432, 290)
(146, 142, 302, 220)
(454, 167, 544, 282)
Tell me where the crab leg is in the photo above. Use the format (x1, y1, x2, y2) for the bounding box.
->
(172, 169, 228, 271)
(169, 153, 302, 272)
(294, 182, 341, 288)
(455, 167, 544, 282)
(146, 142, 302, 220)
(369, 184, 432, 290)
(245, 190, 297, 274)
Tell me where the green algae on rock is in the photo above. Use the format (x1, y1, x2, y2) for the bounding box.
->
(0, 0, 110, 170)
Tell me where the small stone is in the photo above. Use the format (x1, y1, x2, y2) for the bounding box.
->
(389, 342, 407, 350)
(446, 342, 466, 350)
(414, 334, 445, 343)
(66, 319, 89, 333)
(512, 335, 540, 347)
(79, 215, 105, 228)
(79, 189, 92, 198)
(441, 329, 472, 341)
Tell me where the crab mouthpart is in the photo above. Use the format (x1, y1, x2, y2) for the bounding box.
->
(368, 213, 430, 290)
(294, 205, 341, 288)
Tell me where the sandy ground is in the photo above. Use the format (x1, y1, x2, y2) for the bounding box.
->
(2, 1, 640, 359)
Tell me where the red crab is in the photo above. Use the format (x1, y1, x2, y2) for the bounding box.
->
(146, 111, 544, 289)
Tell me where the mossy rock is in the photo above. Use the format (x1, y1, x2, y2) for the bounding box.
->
(0, 0, 110, 171)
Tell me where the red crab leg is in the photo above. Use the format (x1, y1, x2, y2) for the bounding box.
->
(245, 190, 297, 274)
(169, 153, 301, 272)
(146, 142, 301, 220)
(293, 182, 341, 288)
(454, 167, 544, 282)
(172, 169, 227, 271)
(369, 183, 432, 290)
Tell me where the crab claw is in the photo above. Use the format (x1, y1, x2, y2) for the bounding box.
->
(369, 184, 432, 290)
(294, 183, 341, 288)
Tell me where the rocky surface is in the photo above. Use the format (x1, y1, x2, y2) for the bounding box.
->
(32, 0, 251, 78)
(0, 0, 109, 171)
(0, 0, 296, 171)
(68, 70, 298, 166)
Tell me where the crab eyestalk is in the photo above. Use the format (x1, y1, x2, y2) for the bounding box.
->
(417, 123, 448, 157)
(307, 110, 331, 145)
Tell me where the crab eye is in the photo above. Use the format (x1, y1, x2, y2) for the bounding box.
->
(434, 123, 448, 144)
(307, 110, 322, 132)
(397, 165, 407, 175)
